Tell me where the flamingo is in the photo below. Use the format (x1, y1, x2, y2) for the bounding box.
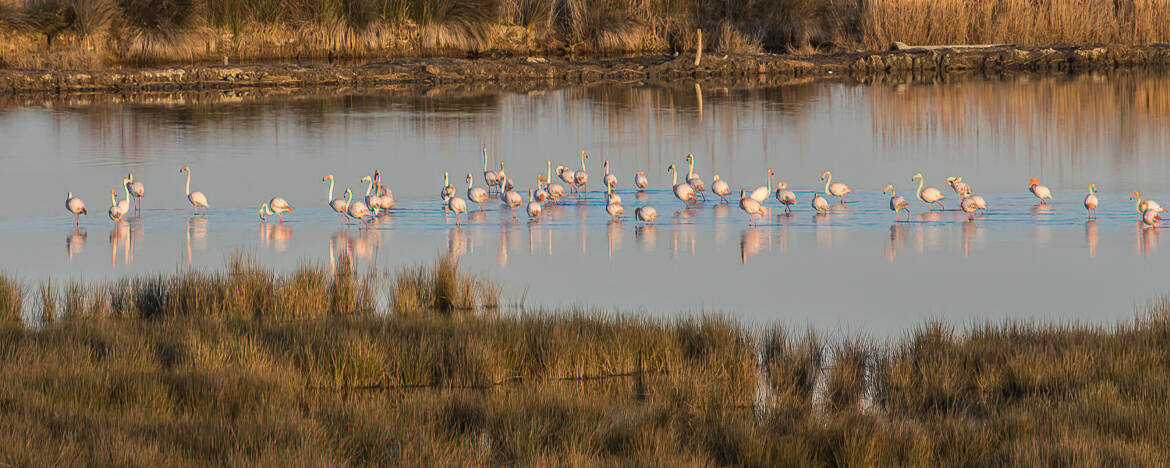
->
(750, 169, 773, 202)
(66, 192, 87, 225)
(372, 170, 396, 211)
(634, 206, 658, 223)
(557, 165, 576, 191)
(500, 187, 523, 217)
(323, 174, 348, 223)
(634, 171, 648, 191)
(605, 184, 622, 205)
(603, 159, 618, 190)
(946, 177, 971, 197)
(448, 194, 467, 223)
(498, 162, 514, 192)
(912, 173, 946, 210)
(960, 195, 980, 220)
(361, 176, 383, 216)
(258, 203, 275, 221)
(1084, 184, 1099, 218)
(739, 189, 769, 224)
(668, 164, 696, 208)
(547, 161, 566, 202)
(711, 174, 731, 203)
(483, 147, 500, 193)
(347, 194, 372, 226)
(573, 150, 589, 194)
(117, 178, 131, 215)
(108, 189, 127, 222)
(526, 189, 542, 218)
(441, 172, 456, 202)
(606, 201, 626, 219)
(1028, 178, 1053, 204)
(811, 191, 831, 213)
(535, 175, 550, 202)
(775, 181, 797, 212)
(178, 166, 208, 215)
(686, 154, 706, 200)
(1143, 208, 1162, 227)
(1130, 192, 1164, 214)
(821, 171, 852, 204)
(265, 196, 293, 222)
(126, 172, 145, 212)
(883, 184, 910, 221)
(466, 173, 489, 209)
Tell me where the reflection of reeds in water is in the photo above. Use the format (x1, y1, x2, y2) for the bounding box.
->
(871, 72, 1170, 169)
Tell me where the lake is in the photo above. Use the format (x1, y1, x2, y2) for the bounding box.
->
(2, 71, 1169, 335)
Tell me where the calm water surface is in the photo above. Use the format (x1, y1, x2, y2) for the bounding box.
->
(3, 72, 1170, 334)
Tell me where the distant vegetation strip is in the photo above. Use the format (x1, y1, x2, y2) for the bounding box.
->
(1, 0, 1170, 67)
(0, 255, 1169, 464)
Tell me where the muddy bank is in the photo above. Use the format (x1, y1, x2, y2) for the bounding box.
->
(1, 45, 1169, 95)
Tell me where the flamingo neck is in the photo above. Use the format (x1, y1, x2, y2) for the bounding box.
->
(688, 159, 693, 178)
(364, 178, 373, 197)
(483, 149, 488, 171)
(185, 171, 191, 196)
(916, 177, 924, 201)
(110, 191, 117, 205)
(326, 178, 334, 202)
(823, 173, 831, 195)
(671, 168, 678, 185)
(1135, 195, 1143, 212)
(344, 191, 352, 205)
(580, 155, 585, 171)
(122, 178, 131, 202)
(767, 171, 772, 189)
(547, 161, 552, 180)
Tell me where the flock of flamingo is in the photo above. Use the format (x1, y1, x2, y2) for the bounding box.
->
(63, 149, 1166, 229)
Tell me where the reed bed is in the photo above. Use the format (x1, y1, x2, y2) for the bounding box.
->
(1, 256, 1170, 464)
(2, 0, 1169, 67)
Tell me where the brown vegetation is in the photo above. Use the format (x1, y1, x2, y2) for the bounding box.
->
(1, 0, 1169, 68)
(1, 256, 1170, 464)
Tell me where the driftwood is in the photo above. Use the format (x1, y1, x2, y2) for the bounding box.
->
(890, 41, 1015, 52)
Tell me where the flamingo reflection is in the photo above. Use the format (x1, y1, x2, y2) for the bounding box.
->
(607, 220, 623, 257)
(885, 223, 908, 262)
(447, 226, 470, 260)
(961, 219, 980, 257)
(109, 221, 130, 266)
(259, 221, 293, 252)
(1085, 220, 1098, 258)
(185, 216, 208, 265)
(66, 227, 86, 260)
(740, 227, 769, 264)
(1140, 224, 1159, 256)
(635, 225, 658, 251)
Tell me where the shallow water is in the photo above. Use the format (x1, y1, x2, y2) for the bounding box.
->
(3, 71, 1170, 334)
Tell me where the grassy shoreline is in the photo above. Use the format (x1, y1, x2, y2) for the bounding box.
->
(2, 0, 1170, 69)
(1, 257, 1169, 464)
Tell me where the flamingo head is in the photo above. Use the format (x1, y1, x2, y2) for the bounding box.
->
(778, 181, 787, 190)
(686, 153, 693, 162)
(1090, 183, 1097, 192)
(1028, 177, 1039, 187)
(179, 165, 189, 173)
(821, 171, 830, 180)
(667, 164, 675, 172)
(361, 176, 371, 183)
(466, 174, 473, 184)
(740, 189, 746, 198)
(713, 174, 720, 180)
(322, 174, 333, 182)
(946, 176, 955, 184)
(67, 192, 72, 199)
(127, 171, 134, 180)
(374, 170, 381, 181)
(582, 150, 589, 158)
(912, 172, 923, 181)
(1131, 191, 1141, 200)
(883, 184, 893, 194)
(499, 161, 505, 170)
(637, 171, 644, 175)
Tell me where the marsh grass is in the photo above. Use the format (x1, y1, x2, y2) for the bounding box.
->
(0, 275, 20, 325)
(2, 259, 1170, 464)
(4, 0, 1169, 66)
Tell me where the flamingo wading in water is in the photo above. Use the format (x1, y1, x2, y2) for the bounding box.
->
(668, 164, 696, 208)
(1084, 184, 1099, 218)
(1130, 192, 1164, 214)
(126, 172, 145, 212)
(750, 169, 772, 203)
(739, 189, 769, 224)
(66, 192, 87, 225)
(775, 181, 797, 213)
(686, 154, 706, 200)
(323, 174, 348, 223)
(912, 173, 946, 210)
(547, 161, 566, 203)
(108, 189, 127, 222)
(883, 184, 910, 221)
(634, 171, 648, 191)
(634, 206, 658, 223)
(466, 173, 489, 209)
(603, 159, 618, 190)
(574, 150, 589, 194)
(483, 147, 500, 193)
(711, 174, 731, 203)
(265, 196, 293, 222)
(821, 171, 853, 204)
(179, 166, 208, 215)
(1028, 178, 1053, 204)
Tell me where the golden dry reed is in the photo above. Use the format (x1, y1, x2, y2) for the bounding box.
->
(2, 0, 1170, 67)
(1, 257, 1170, 464)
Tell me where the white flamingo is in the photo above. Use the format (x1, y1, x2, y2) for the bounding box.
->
(912, 173, 946, 210)
(1084, 184, 1099, 218)
(946, 177, 971, 197)
(448, 194, 467, 223)
(108, 189, 127, 222)
(526, 189, 542, 218)
(603, 159, 618, 190)
(466, 173, 489, 209)
(547, 161, 566, 203)
(605, 184, 622, 205)
(821, 171, 852, 204)
(126, 172, 145, 212)
(711, 174, 731, 203)
(1143, 208, 1162, 227)
(557, 165, 576, 191)
(739, 189, 769, 224)
(266, 196, 293, 222)
(1028, 177, 1053, 204)
(573, 150, 589, 193)
(178, 166, 208, 215)
(361, 176, 383, 216)
(1130, 192, 1164, 214)
(347, 195, 372, 226)
(634, 171, 648, 191)
(441, 172, 456, 202)
(750, 169, 773, 202)
(811, 191, 831, 213)
(606, 201, 626, 219)
(117, 177, 131, 215)
(634, 206, 658, 223)
(498, 162, 514, 192)
(483, 147, 500, 193)
(535, 175, 550, 202)
(323, 174, 348, 223)
(668, 164, 696, 208)
(686, 154, 706, 200)
(961, 194, 989, 218)
(66, 192, 87, 225)
(775, 181, 797, 212)
(883, 184, 909, 221)
(372, 170, 396, 211)
(500, 187, 523, 217)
